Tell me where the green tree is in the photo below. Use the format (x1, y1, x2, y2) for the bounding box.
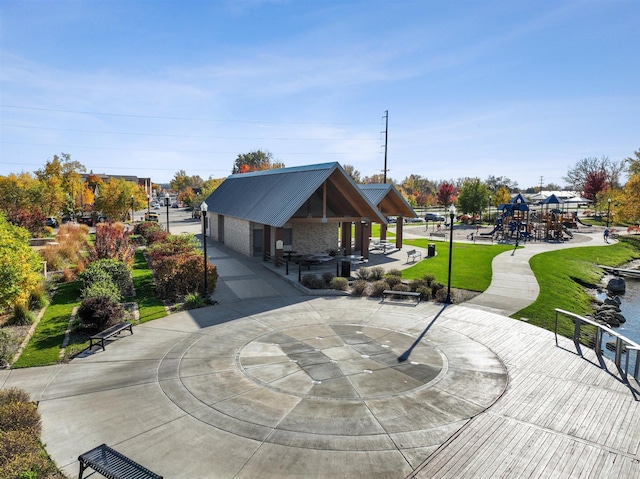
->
(625, 149, 640, 176)
(0, 213, 43, 309)
(457, 178, 489, 216)
(232, 150, 283, 174)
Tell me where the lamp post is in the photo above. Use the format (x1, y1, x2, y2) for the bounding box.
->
(165, 193, 170, 233)
(130, 195, 134, 223)
(606, 198, 611, 228)
(201, 202, 208, 298)
(445, 204, 456, 304)
(147, 194, 150, 214)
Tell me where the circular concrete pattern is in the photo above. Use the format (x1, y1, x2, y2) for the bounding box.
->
(157, 300, 508, 463)
(237, 325, 446, 400)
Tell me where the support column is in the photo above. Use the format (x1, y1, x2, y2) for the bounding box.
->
(341, 222, 352, 255)
(396, 217, 403, 249)
(274, 227, 284, 264)
(354, 222, 362, 253)
(380, 223, 387, 241)
(361, 222, 371, 259)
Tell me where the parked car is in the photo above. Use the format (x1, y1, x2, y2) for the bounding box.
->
(144, 212, 159, 222)
(171, 202, 179, 208)
(45, 217, 59, 227)
(425, 213, 445, 222)
(386, 216, 397, 223)
(404, 217, 424, 223)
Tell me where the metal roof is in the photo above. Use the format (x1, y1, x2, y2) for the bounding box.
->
(359, 184, 416, 218)
(204, 163, 386, 227)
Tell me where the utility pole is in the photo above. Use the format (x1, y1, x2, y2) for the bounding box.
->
(382, 110, 388, 184)
(539, 176, 544, 192)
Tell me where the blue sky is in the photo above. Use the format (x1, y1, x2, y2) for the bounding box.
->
(1, 0, 638, 189)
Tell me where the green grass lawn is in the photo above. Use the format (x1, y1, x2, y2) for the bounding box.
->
(132, 249, 167, 323)
(516, 236, 640, 336)
(401, 239, 515, 291)
(13, 281, 80, 368)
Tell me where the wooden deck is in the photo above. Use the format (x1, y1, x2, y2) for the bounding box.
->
(409, 306, 640, 479)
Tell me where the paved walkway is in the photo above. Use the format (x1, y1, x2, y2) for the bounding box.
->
(1, 225, 637, 479)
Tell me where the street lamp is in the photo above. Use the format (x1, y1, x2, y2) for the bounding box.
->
(165, 193, 170, 233)
(130, 195, 134, 223)
(445, 204, 456, 304)
(147, 194, 150, 214)
(201, 202, 208, 298)
(606, 198, 612, 228)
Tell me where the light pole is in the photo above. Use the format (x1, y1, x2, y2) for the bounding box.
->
(445, 204, 456, 304)
(147, 194, 150, 214)
(201, 202, 208, 298)
(130, 195, 134, 223)
(606, 198, 612, 228)
(165, 193, 170, 233)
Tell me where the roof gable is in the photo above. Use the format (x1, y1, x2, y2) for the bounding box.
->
(359, 184, 416, 218)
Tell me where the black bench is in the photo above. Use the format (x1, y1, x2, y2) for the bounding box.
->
(78, 443, 162, 479)
(406, 249, 422, 263)
(429, 231, 447, 240)
(89, 322, 133, 351)
(382, 290, 421, 304)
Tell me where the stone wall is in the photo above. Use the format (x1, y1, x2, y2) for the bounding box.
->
(292, 223, 340, 254)
(224, 216, 252, 256)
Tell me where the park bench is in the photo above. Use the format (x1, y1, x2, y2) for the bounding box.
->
(89, 322, 133, 351)
(406, 249, 422, 263)
(78, 443, 162, 479)
(382, 290, 421, 304)
(429, 231, 446, 240)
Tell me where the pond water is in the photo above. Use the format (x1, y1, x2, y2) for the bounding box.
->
(616, 278, 640, 346)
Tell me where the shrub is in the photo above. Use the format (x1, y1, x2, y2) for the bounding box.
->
(369, 280, 389, 297)
(28, 282, 49, 310)
(81, 279, 121, 303)
(350, 279, 369, 296)
(0, 387, 32, 406)
(392, 283, 410, 293)
(329, 277, 349, 291)
(384, 274, 401, 288)
(385, 269, 402, 277)
(0, 401, 41, 434)
(321, 272, 334, 285)
(416, 286, 433, 301)
(134, 221, 167, 245)
(435, 288, 449, 303)
(6, 304, 34, 326)
(86, 222, 135, 264)
(354, 267, 370, 281)
(84, 259, 131, 296)
(39, 245, 66, 272)
(0, 331, 11, 368)
(421, 274, 435, 287)
(184, 293, 205, 310)
(369, 266, 385, 281)
(154, 251, 218, 301)
(76, 296, 124, 332)
(61, 266, 76, 283)
(431, 281, 445, 295)
(301, 274, 325, 289)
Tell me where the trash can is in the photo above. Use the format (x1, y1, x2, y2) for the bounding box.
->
(340, 260, 351, 278)
(427, 243, 436, 258)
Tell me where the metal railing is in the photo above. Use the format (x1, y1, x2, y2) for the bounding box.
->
(555, 308, 640, 381)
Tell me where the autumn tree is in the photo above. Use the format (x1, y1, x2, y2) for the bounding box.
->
(232, 150, 284, 174)
(0, 173, 48, 235)
(437, 182, 456, 207)
(457, 178, 489, 216)
(616, 174, 640, 223)
(95, 178, 143, 221)
(582, 170, 608, 202)
(0, 213, 42, 310)
(342, 165, 362, 183)
(401, 175, 436, 207)
(170, 170, 204, 193)
(494, 186, 512, 206)
(563, 156, 623, 193)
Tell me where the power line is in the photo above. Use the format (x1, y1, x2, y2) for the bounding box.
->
(0, 104, 374, 126)
(0, 123, 378, 142)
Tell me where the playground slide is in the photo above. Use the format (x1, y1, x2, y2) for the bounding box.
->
(480, 224, 500, 236)
(562, 226, 574, 238)
(574, 215, 592, 227)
